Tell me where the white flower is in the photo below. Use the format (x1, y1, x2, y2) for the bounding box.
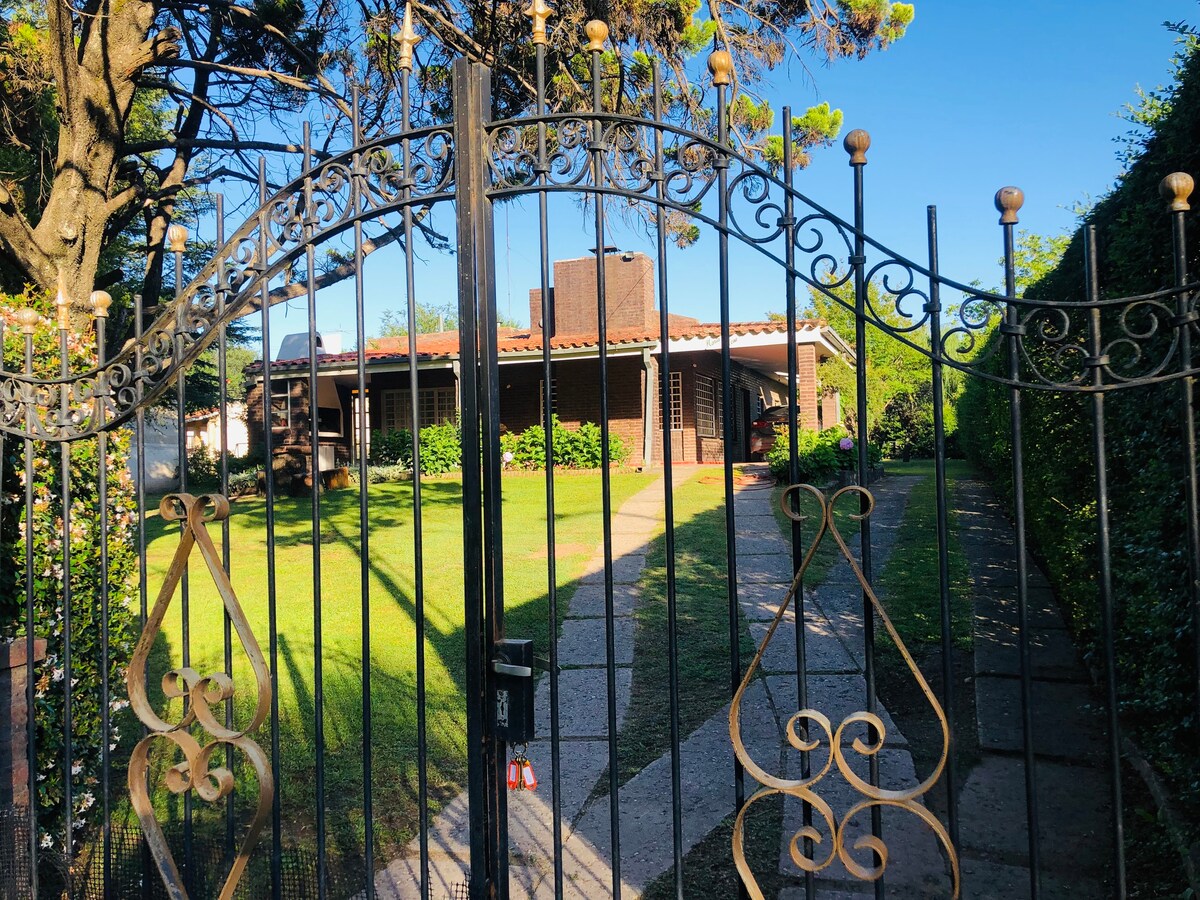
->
(40, 834, 53, 849)
(52, 667, 64, 683)
(78, 792, 95, 811)
(71, 762, 82, 776)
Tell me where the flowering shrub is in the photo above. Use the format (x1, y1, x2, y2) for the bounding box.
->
(499, 417, 631, 470)
(0, 289, 140, 849)
(766, 425, 881, 482)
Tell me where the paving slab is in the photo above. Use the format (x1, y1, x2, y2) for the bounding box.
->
(738, 581, 801, 621)
(972, 585, 1067, 631)
(739, 553, 803, 583)
(580, 553, 648, 585)
(765, 674, 906, 749)
(974, 675, 1106, 763)
(557, 613, 634, 667)
(959, 854, 1108, 899)
(736, 513, 784, 536)
(533, 667, 633, 738)
(958, 755, 1112, 875)
(973, 624, 1087, 682)
(749, 618, 858, 675)
(736, 531, 792, 556)
(563, 582, 640, 619)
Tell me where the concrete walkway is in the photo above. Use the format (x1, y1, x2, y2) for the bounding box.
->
(953, 479, 1112, 899)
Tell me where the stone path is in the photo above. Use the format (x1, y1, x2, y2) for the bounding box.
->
(953, 479, 1112, 900)
(374, 469, 945, 899)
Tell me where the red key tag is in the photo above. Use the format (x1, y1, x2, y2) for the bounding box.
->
(521, 759, 537, 791)
(507, 758, 521, 791)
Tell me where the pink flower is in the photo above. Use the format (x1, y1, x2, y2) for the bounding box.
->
(839, 437, 854, 451)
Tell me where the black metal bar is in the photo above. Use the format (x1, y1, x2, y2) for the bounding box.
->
(216, 192, 238, 865)
(22, 325, 38, 900)
(350, 87, 379, 900)
(535, 39, 566, 900)
(453, 58, 493, 899)
(172, 241, 193, 889)
(57, 308, 74, 896)
(926, 206, 960, 852)
(258, 155, 285, 900)
(1168, 190, 1200, 753)
(134, 291, 152, 900)
(652, 63, 685, 899)
(781, 108, 815, 900)
(1084, 225, 1126, 899)
(400, 70, 433, 900)
(998, 188, 1041, 898)
(301, 120, 330, 899)
(712, 75, 747, 900)
(848, 136, 883, 898)
(589, 40, 623, 898)
(96, 295, 113, 899)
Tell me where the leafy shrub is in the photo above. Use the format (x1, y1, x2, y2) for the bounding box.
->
(499, 417, 630, 470)
(186, 445, 220, 488)
(370, 428, 413, 467)
(228, 470, 259, 495)
(0, 290, 139, 848)
(767, 425, 880, 482)
(417, 420, 461, 475)
(348, 464, 412, 485)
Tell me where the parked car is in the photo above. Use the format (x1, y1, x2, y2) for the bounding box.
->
(749, 405, 791, 459)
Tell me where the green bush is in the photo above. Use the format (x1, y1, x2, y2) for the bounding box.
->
(500, 417, 630, 470)
(186, 445, 220, 488)
(0, 290, 140, 848)
(228, 470, 258, 495)
(348, 464, 412, 484)
(417, 420, 461, 475)
(767, 425, 880, 482)
(370, 428, 413, 467)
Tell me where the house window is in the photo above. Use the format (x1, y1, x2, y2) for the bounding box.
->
(270, 381, 292, 432)
(695, 374, 722, 438)
(539, 379, 558, 423)
(658, 371, 682, 431)
(382, 387, 456, 432)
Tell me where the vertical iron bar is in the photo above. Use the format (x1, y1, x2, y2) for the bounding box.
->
(57, 306, 74, 896)
(172, 241, 193, 889)
(96, 297, 113, 898)
(997, 186, 1041, 898)
(589, 39, 623, 898)
(926, 206, 960, 851)
(847, 134, 883, 897)
(453, 58, 494, 898)
(713, 71, 747, 900)
(400, 71, 432, 900)
(22, 326, 38, 899)
(781, 109, 815, 900)
(1164, 177, 1200, 752)
(216, 192, 237, 863)
(1084, 225, 1126, 899)
(258, 155, 284, 900)
(652, 63, 685, 899)
(134, 292, 152, 900)
(535, 39, 566, 900)
(302, 121, 330, 899)
(351, 88, 378, 900)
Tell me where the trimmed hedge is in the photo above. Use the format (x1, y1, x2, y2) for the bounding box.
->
(766, 425, 881, 483)
(957, 28, 1200, 810)
(499, 416, 631, 470)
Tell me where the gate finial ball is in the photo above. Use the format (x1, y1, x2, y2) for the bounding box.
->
(16, 308, 40, 334)
(1160, 172, 1194, 212)
(90, 290, 112, 319)
(166, 223, 189, 252)
(585, 20, 608, 52)
(708, 48, 733, 86)
(995, 186, 1024, 225)
(843, 129, 870, 166)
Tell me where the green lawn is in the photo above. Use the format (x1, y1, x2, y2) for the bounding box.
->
(136, 470, 653, 873)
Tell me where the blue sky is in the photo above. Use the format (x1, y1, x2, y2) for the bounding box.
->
(262, 1, 1198, 356)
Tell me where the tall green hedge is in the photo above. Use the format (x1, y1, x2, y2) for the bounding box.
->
(0, 290, 140, 853)
(957, 26, 1200, 807)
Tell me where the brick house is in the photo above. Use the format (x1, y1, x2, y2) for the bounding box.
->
(243, 252, 852, 470)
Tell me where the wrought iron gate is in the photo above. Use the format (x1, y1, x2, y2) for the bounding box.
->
(2, 8, 1199, 900)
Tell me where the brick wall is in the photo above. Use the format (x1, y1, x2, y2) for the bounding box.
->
(0, 639, 46, 810)
(529, 253, 662, 336)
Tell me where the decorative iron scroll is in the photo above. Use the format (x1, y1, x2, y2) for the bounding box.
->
(127, 493, 273, 900)
(730, 484, 959, 899)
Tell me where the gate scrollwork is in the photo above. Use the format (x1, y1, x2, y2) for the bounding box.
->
(729, 484, 960, 899)
(126, 493, 273, 900)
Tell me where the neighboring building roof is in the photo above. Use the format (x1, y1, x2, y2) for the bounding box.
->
(247, 319, 850, 375)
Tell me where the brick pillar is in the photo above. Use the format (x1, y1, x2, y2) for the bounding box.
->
(797, 345, 820, 430)
(0, 638, 47, 810)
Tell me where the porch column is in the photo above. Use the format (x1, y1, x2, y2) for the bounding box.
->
(641, 348, 656, 468)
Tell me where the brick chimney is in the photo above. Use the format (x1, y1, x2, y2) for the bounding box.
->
(530, 251, 658, 336)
